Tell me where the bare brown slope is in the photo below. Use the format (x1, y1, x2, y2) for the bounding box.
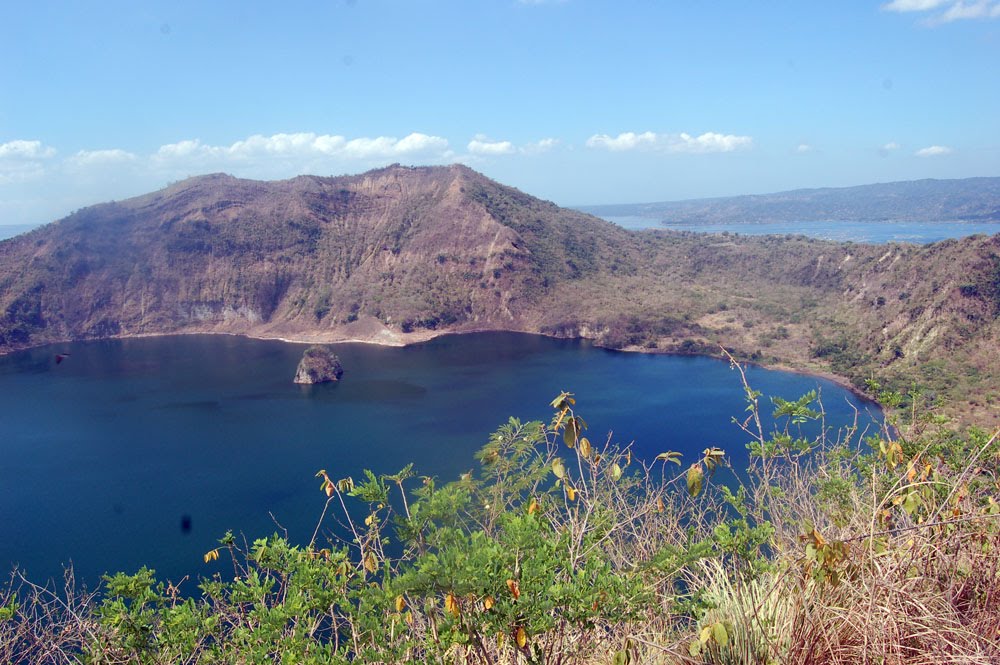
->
(0, 164, 634, 348)
(0, 165, 997, 423)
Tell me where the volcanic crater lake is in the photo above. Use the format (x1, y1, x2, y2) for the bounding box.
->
(0, 332, 879, 588)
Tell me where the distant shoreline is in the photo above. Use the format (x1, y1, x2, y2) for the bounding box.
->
(2, 325, 882, 413)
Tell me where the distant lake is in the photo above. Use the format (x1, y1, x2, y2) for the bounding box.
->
(600, 215, 1000, 243)
(0, 224, 40, 241)
(0, 333, 879, 588)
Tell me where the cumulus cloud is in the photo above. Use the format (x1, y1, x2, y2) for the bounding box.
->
(154, 132, 451, 164)
(0, 139, 58, 183)
(467, 135, 517, 155)
(0, 139, 57, 160)
(67, 149, 137, 167)
(883, 0, 1000, 22)
(586, 131, 658, 151)
(878, 141, 902, 158)
(915, 145, 953, 156)
(522, 138, 559, 154)
(586, 131, 753, 154)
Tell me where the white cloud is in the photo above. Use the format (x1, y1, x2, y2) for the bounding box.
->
(67, 149, 137, 167)
(882, 0, 1000, 22)
(882, 0, 949, 11)
(878, 141, 902, 157)
(467, 135, 517, 155)
(0, 139, 57, 183)
(156, 138, 212, 160)
(153, 132, 452, 167)
(522, 138, 559, 154)
(586, 130, 753, 154)
(939, 0, 1000, 22)
(586, 131, 658, 151)
(915, 145, 953, 156)
(796, 143, 814, 153)
(0, 139, 57, 160)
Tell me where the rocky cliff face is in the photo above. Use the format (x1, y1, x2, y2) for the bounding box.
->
(0, 164, 997, 422)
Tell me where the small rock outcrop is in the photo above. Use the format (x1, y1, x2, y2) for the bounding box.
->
(294, 345, 344, 384)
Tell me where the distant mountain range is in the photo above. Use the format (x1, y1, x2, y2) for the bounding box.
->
(0, 165, 997, 423)
(579, 177, 1000, 224)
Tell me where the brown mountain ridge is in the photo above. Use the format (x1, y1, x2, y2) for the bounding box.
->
(1, 164, 998, 423)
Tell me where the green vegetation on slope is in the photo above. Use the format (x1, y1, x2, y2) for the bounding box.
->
(2, 385, 999, 664)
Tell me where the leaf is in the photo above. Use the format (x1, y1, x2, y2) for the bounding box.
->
(324, 482, 334, 497)
(713, 621, 729, 647)
(656, 496, 665, 513)
(515, 626, 527, 649)
(579, 437, 592, 459)
(610, 463, 623, 481)
(699, 625, 712, 643)
(445, 592, 459, 617)
(527, 498, 540, 515)
(483, 595, 495, 610)
(655, 451, 682, 465)
(703, 447, 726, 472)
(203, 549, 219, 564)
(688, 640, 702, 657)
(364, 514, 375, 526)
(687, 464, 704, 498)
(566, 486, 577, 502)
(395, 595, 406, 612)
(563, 418, 577, 447)
(363, 551, 378, 573)
(549, 391, 575, 409)
(506, 578, 520, 600)
(552, 458, 566, 479)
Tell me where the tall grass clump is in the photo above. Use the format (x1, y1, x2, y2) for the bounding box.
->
(1, 356, 998, 663)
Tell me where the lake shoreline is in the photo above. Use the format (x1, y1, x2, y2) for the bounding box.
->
(7, 323, 879, 411)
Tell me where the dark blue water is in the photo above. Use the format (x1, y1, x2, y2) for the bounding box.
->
(601, 215, 1000, 243)
(0, 333, 878, 588)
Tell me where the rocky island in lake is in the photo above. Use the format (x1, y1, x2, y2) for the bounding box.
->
(293, 345, 344, 384)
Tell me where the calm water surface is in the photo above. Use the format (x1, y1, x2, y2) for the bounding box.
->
(601, 215, 1000, 243)
(0, 333, 878, 587)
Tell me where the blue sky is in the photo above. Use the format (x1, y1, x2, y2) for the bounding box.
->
(2, 0, 999, 226)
